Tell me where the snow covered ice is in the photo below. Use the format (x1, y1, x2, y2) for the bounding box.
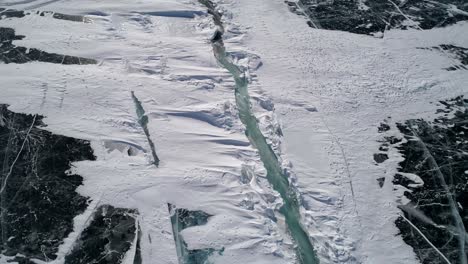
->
(0, 0, 467, 263)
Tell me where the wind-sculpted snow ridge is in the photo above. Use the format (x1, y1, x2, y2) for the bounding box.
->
(376, 96, 468, 264)
(286, 0, 468, 36)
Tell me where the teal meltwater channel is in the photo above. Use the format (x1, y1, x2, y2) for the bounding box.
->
(199, 1, 319, 263)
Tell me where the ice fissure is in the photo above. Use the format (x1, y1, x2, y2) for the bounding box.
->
(131, 91, 160, 167)
(198, 1, 319, 263)
(168, 204, 221, 264)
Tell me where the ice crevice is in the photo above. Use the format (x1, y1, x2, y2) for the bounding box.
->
(198, 0, 319, 263)
(131, 91, 160, 167)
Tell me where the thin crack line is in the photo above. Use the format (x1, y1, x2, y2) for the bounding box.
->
(401, 214, 452, 264)
(0, 114, 37, 194)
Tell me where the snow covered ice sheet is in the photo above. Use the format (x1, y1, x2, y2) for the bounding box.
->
(1, 0, 468, 263)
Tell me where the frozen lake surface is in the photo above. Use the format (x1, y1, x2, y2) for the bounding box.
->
(0, 0, 467, 263)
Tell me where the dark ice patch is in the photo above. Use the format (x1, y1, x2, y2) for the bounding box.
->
(52, 12, 85, 22)
(86, 11, 109, 17)
(0, 8, 86, 23)
(0, 8, 25, 19)
(0, 106, 138, 263)
(294, 0, 468, 35)
(135, 10, 205, 19)
(168, 204, 223, 264)
(0, 105, 94, 262)
(169, 205, 211, 229)
(303, 0, 396, 35)
(40, 11, 85, 22)
(65, 205, 138, 264)
(391, 96, 468, 264)
(0, 27, 24, 41)
(373, 153, 389, 163)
